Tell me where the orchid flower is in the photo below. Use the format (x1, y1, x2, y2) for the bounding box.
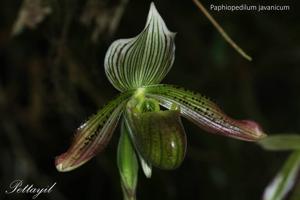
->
(55, 3, 266, 199)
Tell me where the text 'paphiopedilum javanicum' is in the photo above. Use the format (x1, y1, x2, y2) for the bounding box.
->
(55, 3, 266, 200)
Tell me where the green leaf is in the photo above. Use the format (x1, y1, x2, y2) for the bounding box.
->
(263, 151, 300, 200)
(55, 91, 132, 172)
(118, 121, 138, 200)
(125, 105, 187, 170)
(258, 134, 300, 151)
(289, 179, 300, 200)
(144, 84, 266, 141)
(104, 3, 175, 92)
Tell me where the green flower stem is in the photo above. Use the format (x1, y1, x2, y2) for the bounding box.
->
(117, 121, 139, 200)
(121, 184, 136, 200)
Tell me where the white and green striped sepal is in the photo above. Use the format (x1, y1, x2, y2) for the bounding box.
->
(104, 3, 176, 92)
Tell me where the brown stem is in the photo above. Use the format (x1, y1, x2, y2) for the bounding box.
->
(192, 0, 252, 61)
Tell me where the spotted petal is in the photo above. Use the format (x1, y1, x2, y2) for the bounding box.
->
(104, 3, 175, 92)
(55, 92, 132, 172)
(144, 84, 266, 141)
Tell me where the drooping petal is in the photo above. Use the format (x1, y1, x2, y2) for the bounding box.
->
(117, 121, 138, 200)
(55, 92, 132, 172)
(125, 107, 187, 170)
(104, 3, 176, 92)
(144, 84, 266, 141)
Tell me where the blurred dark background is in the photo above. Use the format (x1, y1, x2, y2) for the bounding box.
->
(0, 0, 299, 199)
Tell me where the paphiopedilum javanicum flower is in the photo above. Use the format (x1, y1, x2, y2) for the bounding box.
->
(55, 3, 266, 199)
